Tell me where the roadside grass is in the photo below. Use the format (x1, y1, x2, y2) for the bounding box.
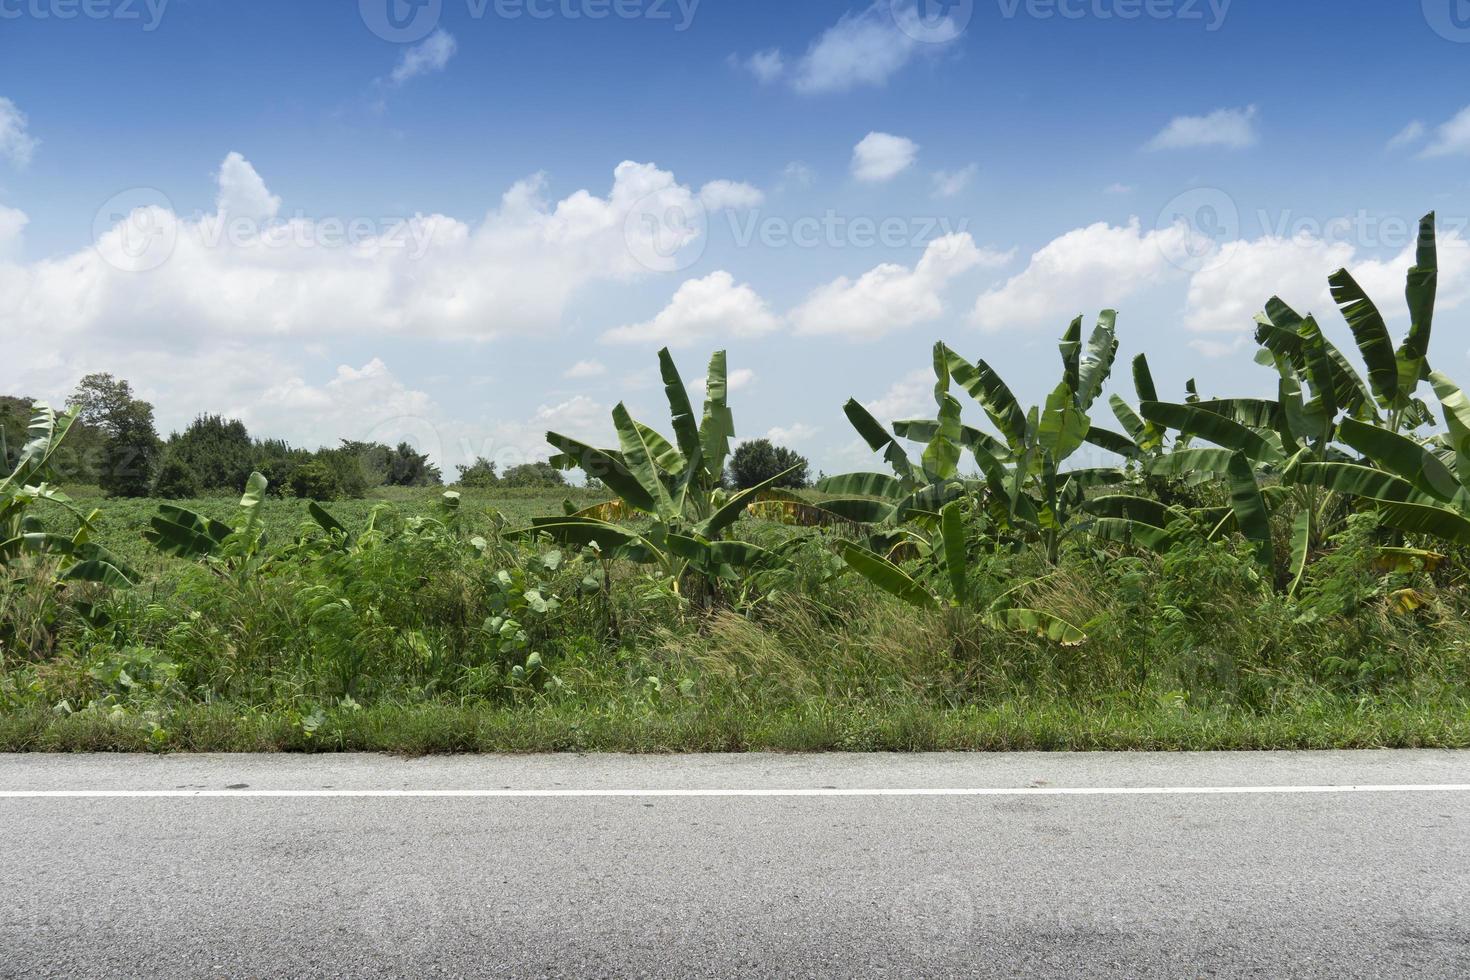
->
(3, 697, 1468, 754)
(8, 486, 1470, 756)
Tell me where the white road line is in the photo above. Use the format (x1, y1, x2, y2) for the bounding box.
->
(1, 785, 1468, 799)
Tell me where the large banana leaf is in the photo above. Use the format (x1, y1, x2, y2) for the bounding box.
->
(1225, 451, 1274, 568)
(839, 541, 938, 609)
(613, 403, 677, 521)
(698, 350, 735, 480)
(1337, 417, 1465, 504)
(658, 347, 703, 473)
(985, 608, 1086, 647)
(842, 399, 916, 484)
(1398, 213, 1437, 396)
(816, 472, 905, 500)
(1141, 402, 1284, 463)
(1429, 370, 1470, 484)
(1364, 498, 1470, 546)
(940, 501, 968, 604)
(1283, 460, 1423, 504)
(1330, 267, 1399, 411)
(546, 431, 658, 514)
(941, 348, 1028, 452)
(892, 420, 1007, 462)
(1076, 310, 1119, 411)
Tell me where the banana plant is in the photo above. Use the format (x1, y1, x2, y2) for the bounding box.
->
(838, 498, 1087, 644)
(1, 403, 135, 588)
(821, 314, 1129, 564)
(1284, 369, 1470, 548)
(520, 349, 795, 589)
(145, 472, 271, 580)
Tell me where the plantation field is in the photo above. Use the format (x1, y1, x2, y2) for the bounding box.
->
(7, 214, 1470, 753)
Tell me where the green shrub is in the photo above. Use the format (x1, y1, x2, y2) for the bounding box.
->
(152, 453, 201, 500)
(289, 461, 344, 501)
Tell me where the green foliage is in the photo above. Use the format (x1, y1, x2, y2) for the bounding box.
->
(288, 461, 344, 501)
(728, 439, 810, 490)
(500, 461, 566, 489)
(151, 452, 201, 500)
(456, 457, 499, 488)
(165, 415, 256, 493)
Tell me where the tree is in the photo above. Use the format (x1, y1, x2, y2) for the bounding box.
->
(0, 395, 34, 470)
(289, 460, 344, 501)
(153, 452, 201, 500)
(455, 457, 499, 488)
(165, 415, 255, 492)
(501, 461, 567, 489)
(728, 439, 809, 490)
(98, 399, 161, 498)
(68, 374, 160, 496)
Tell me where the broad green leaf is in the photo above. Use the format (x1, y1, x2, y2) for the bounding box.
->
(1287, 509, 1311, 598)
(843, 399, 916, 483)
(1226, 451, 1274, 568)
(1330, 267, 1399, 410)
(941, 348, 1028, 452)
(1398, 213, 1437, 398)
(546, 431, 657, 514)
(1337, 417, 1464, 505)
(1083, 494, 1172, 528)
(613, 403, 677, 520)
(698, 350, 736, 480)
(840, 541, 938, 609)
(658, 347, 703, 471)
(1284, 460, 1422, 504)
(940, 500, 967, 604)
(1077, 310, 1119, 411)
(1141, 402, 1283, 463)
(1038, 382, 1088, 462)
(816, 472, 905, 500)
(985, 607, 1086, 646)
(1366, 498, 1470, 546)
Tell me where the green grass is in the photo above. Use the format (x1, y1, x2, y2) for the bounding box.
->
(8, 488, 1470, 755)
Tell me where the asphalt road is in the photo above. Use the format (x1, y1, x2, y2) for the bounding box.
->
(1, 751, 1467, 979)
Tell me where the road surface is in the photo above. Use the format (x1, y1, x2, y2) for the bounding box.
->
(1, 751, 1467, 978)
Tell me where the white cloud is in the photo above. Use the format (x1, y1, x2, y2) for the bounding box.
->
(972, 219, 1193, 330)
(0, 97, 38, 168)
(741, 48, 785, 84)
(698, 180, 764, 211)
(786, 1, 961, 95)
(1387, 121, 1426, 151)
(1144, 105, 1259, 151)
(792, 233, 1008, 340)
(216, 152, 282, 223)
(602, 271, 782, 347)
(255, 358, 438, 450)
(1421, 106, 1470, 158)
(866, 368, 933, 423)
(0, 204, 26, 258)
(563, 359, 607, 379)
(851, 132, 918, 183)
(389, 30, 458, 85)
(779, 161, 815, 190)
(766, 422, 820, 444)
(1183, 226, 1470, 346)
(932, 164, 978, 198)
(2, 153, 739, 346)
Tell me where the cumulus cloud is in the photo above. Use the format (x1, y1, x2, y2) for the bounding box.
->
(740, 48, 785, 84)
(0, 97, 38, 167)
(1, 152, 744, 346)
(1144, 105, 1259, 151)
(563, 359, 607, 379)
(765, 422, 820, 444)
(851, 132, 918, 183)
(1421, 106, 1470, 158)
(0, 204, 26, 258)
(971, 219, 1194, 330)
(738, 1, 964, 96)
(698, 180, 764, 211)
(792, 233, 1008, 340)
(1387, 121, 1426, 152)
(931, 164, 978, 198)
(603, 270, 781, 347)
(388, 30, 458, 85)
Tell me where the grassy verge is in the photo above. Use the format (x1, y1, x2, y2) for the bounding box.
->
(3, 698, 1468, 754)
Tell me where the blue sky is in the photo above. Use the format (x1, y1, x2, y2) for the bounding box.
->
(3, 0, 1470, 474)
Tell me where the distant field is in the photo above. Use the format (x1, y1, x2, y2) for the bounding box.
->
(55, 485, 611, 582)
